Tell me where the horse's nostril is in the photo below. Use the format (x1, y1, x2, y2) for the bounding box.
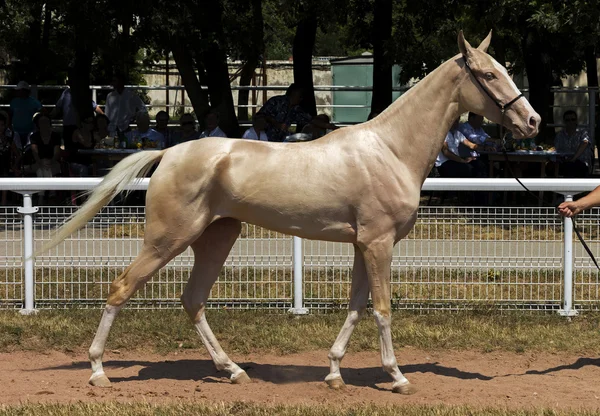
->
(529, 116, 537, 128)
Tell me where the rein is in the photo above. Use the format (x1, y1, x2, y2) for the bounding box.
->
(463, 57, 600, 271)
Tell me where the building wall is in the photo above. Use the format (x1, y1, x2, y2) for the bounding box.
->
(141, 60, 333, 120)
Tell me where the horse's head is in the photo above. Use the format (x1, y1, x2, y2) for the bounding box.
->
(457, 31, 540, 139)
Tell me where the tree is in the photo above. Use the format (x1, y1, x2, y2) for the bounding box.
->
(371, 0, 393, 113)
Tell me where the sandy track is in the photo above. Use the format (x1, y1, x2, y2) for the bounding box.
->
(2, 348, 600, 410)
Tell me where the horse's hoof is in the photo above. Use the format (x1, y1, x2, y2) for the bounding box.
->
(392, 382, 417, 395)
(89, 373, 112, 388)
(325, 377, 346, 390)
(231, 371, 252, 384)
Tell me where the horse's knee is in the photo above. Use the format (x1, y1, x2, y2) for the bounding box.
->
(180, 292, 205, 323)
(107, 273, 134, 306)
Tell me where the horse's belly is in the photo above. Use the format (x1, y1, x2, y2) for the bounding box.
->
(229, 202, 357, 243)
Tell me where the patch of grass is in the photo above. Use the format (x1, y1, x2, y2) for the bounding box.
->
(0, 309, 599, 355)
(0, 402, 598, 416)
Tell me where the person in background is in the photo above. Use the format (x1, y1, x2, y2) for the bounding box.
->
(50, 74, 104, 154)
(552, 110, 592, 177)
(169, 113, 200, 147)
(199, 110, 228, 138)
(155, 111, 174, 146)
(558, 185, 600, 217)
(94, 114, 111, 145)
(257, 83, 336, 142)
(126, 111, 165, 149)
(69, 113, 96, 177)
(30, 114, 61, 204)
(104, 73, 146, 135)
(242, 113, 268, 141)
(10, 81, 42, 140)
(435, 118, 485, 178)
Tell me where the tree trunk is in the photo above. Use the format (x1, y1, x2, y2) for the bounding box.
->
(371, 0, 392, 113)
(70, 47, 93, 124)
(199, 1, 240, 137)
(237, 0, 264, 122)
(521, 30, 554, 142)
(171, 39, 210, 121)
(585, 45, 599, 159)
(292, 13, 318, 117)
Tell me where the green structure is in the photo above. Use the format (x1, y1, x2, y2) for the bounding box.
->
(331, 52, 405, 123)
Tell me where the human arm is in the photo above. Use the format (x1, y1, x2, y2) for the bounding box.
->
(568, 135, 590, 162)
(558, 186, 600, 217)
(93, 101, 105, 115)
(257, 98, 288, 131)
(459, 138, 480, 151)
(441, 142, 474, 164)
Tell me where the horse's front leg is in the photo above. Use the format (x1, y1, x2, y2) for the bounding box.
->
(360, 237, 417, 394)
(325, 244, 369, 389)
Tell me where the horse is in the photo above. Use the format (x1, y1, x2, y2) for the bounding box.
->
(40, 31, 540, 394)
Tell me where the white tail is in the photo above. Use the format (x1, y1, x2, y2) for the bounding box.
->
(36, 150, 166, 257)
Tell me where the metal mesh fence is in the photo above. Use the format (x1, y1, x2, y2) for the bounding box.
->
(0, 206, 22, 309)
(304, 206, 568, 311)
(1, 204, 599, 312)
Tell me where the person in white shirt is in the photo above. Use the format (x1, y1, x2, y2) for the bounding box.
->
(126, 112, 165, 149)
(199, 110, 228, 138)
(242, 113, 268, 141)
(435, 118, 485, 178)
(104, 73, 146, 135)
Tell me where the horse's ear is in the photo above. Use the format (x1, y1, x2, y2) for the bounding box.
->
(477, 30, 493, 52)
(458, 30, 473, 58)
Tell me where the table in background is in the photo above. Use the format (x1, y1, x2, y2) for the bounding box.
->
(78, 149, 141, 176)
(482, 150, 572, 203)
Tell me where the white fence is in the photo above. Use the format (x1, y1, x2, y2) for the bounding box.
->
(1, 178, 600, 315)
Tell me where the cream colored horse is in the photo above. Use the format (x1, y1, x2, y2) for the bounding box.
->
(41, 31, 540, 393)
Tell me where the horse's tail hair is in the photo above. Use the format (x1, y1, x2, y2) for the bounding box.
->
(36, 149, 166, 257)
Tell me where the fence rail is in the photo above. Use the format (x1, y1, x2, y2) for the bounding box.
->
(1, 178, 599, 315)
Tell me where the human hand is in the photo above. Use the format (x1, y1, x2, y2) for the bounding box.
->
(558, 201, 584, 217)
(464, 157, 475, 163)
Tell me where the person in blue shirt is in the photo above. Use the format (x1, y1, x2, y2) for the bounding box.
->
(9, 81, 42, 140)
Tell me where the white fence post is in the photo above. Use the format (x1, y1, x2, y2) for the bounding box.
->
(288, 236, 308, 315)
(559, 194, 578, 317)
(17, 192, 39, 315)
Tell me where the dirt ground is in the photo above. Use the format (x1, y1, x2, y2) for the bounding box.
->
(1, 348, 600, 410)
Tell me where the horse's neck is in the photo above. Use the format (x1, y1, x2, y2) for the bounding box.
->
(369, 57, 464, 183)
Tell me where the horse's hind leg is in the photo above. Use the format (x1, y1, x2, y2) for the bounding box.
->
(88, 223, 202, 387)
(325, 244, 369, 389)
(180, 218, 250, 384)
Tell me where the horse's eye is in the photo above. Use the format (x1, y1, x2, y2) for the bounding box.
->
(485, 72, 496, 81)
